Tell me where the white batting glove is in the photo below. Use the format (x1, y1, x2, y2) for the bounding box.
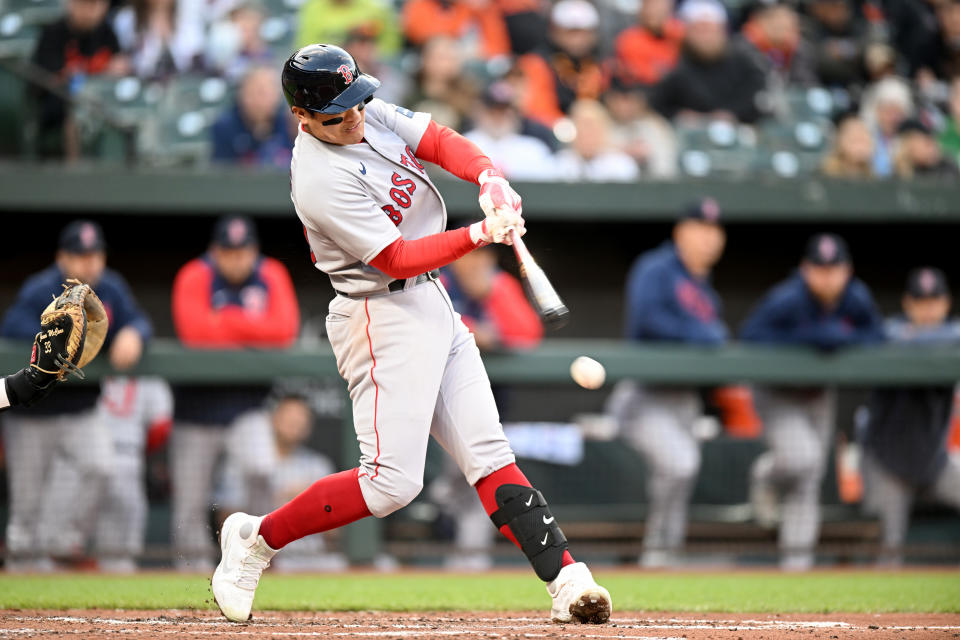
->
(470, 212, 526, 246)
(478, 168, 522, 218)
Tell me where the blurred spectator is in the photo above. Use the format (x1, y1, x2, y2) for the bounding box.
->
(406, 36, 480, 130)
(884, 0, 941, 79)
(403, 0, 511, 61)
(736, 2, 817, 86)
(296, 0, 400, 55)
(169, 215, 299, 570)
(342, 26, 407, 106)
(741, 233, 883, 570)
(610, 198, 727, 567)
(604, 83, 678, 178)
(650, 0, 767, 124)
(860, 76, 914, 177)
(113, 0, 203, 80)
(31, 0, 129, 159)
(821, 114, 874, 178)
(890, 0, 960, 81)
(464, 82, 558, 181)
(440, 246, 544, 350)
(800, 0, 870, 88)
(859, 267, 960, 565)
(205, 0, 273, 82)
(894, 118, 960, 179)
(2, 220, 151, 571)
(217, 390, 346, 571)
(613, 0, 684, 87)
(211, 65, 295, 168)
(517, 0, 608, 126)
(555, 99, 640, 181)
(939, 77, 960, 164)
(494, 0, 548, 54)
(45, 377, 173, 573)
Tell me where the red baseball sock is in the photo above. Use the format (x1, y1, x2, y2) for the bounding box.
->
(258, 468, 371, 550)
(475, 463, 576, 572)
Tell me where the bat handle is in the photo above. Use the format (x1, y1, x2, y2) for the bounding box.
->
(508, 227, 534, 264)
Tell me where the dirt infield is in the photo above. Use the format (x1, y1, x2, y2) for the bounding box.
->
(1, 610, 958, 639)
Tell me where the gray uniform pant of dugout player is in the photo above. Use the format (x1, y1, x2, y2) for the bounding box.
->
(2, 410, 113, 563)
(170, 424, 230, 570)
(753, 387, 836, 570)
(326, 279, 516, 519)
(608, 383, 702, 567)
(862, 450, 960, 563)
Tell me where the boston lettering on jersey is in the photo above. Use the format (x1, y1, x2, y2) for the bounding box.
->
(382, 172, 417, 226)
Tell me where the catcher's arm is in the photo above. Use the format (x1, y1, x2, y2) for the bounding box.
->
(1, 280, 109, 411)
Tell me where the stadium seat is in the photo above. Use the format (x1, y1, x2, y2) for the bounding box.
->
(0, 12, 39, 60)
(2, 0, 63, 26)
(161, 75, 233, 119)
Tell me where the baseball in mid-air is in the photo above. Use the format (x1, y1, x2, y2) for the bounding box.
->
(570, 356, 606, 390)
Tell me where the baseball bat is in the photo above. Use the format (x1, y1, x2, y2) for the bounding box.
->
(509, 228, 569, 329)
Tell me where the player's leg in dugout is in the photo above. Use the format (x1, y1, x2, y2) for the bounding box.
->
(757, 388, 835, 570)
(861, 449, 914, 565)
(2, 414, 60, 570)
(95, 454, 147, 572)
(623, 388, 701, 568)
(38, 410, 114, 556)
(170, 423, 227, 571)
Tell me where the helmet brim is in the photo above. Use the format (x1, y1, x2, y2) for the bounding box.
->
(310, 73, 381, 114)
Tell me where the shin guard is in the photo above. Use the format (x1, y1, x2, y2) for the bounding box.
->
(489, 484, 567, 581)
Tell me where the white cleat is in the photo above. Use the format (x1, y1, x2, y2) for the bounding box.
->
(546, 562, 612, 624)
(211, 512, 277, 622)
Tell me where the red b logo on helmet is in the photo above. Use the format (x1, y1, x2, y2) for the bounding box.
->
(337, 64, 353, 84)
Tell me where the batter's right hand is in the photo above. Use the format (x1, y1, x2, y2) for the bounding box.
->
(478, 168, 522, 218)
(470, 212, 526, 246)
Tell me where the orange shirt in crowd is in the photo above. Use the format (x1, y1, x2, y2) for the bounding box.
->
(517, 51, 608, 126)
(402, 0, 511, 59)
(614, 18, 685, 86)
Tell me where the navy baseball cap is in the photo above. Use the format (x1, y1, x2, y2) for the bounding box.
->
(59, 220, 106, 254)
(679, 197, 722, 224)
(804, 233, 850, 265)
(212, 215, 258, 248)
(905, 267, 949, 298)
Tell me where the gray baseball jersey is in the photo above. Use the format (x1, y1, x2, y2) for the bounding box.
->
(289, 100, 515, 519)
(291, 98, 449, 296)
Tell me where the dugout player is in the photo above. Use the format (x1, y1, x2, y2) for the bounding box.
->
(740, 233, 884, 570)
(211, 44, 611, 624)
(607, 198, 727, 568)
(859, 267, 960, 564)
(169, 215, 300, 570)
(1, 220, 151, 571)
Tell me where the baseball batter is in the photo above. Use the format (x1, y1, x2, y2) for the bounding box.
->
(212, 44, 611, 624)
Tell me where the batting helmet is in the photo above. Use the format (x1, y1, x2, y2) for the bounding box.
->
(281, 44, 381, 115)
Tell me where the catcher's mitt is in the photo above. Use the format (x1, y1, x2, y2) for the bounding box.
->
(31, 279, 109, 380)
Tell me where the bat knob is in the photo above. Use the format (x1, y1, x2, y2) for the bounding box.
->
(542, 305, 570, 330)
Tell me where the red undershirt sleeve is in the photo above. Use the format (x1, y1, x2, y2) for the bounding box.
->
(368, 227, 478, 279)
(415, 120, 495, 184)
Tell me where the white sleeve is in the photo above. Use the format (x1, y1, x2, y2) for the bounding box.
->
(366, 98, 432, 151)
(141, 378, 174, 426)
(0, 379, 10, 410)
(297, 171, 401, 264)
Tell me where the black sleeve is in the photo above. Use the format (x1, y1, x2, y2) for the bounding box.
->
(650, 70, 680, 120)
(32, 22, 64, 73)
(729, 55, 766, 123)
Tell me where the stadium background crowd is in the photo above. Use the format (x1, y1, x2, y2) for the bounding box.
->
(2, 0, 960, 179)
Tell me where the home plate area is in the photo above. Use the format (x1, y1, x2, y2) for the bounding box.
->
(2, 611, 959, 639)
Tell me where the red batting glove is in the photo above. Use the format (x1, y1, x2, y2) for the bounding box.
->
(478, 168, 522, 218)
